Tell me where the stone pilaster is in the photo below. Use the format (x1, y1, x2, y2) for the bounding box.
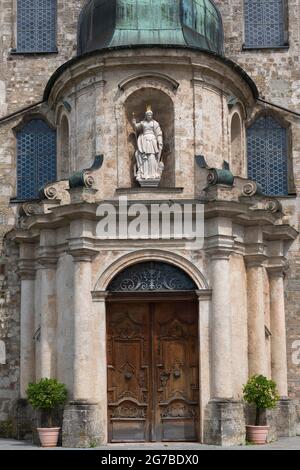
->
(268, 262, 296, 438)
(72, 250, 94, 402)
(38, 250, 58, 380)
(245, 255, 268, 377)
(19, 259, 36, 398)
(204, 246, 245, 446)
(210, 251, 233, 399)
(268, 267, 288, 396)
(62, 247, 102, 448)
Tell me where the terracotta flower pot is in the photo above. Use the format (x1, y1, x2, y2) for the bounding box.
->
(37, 427, 60, 447)
(246, 425, 270, 445)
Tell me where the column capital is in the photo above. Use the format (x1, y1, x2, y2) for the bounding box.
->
(70, 248, 98, 263)
(18, 259, 36, 280)
(205, 235, 235, 260)
(37, 247, 58, 268)
(266, 257, 288, 278)
(244, 254, 267, 268)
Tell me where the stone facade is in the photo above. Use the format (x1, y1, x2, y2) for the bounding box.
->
(0, 0, 299, 445)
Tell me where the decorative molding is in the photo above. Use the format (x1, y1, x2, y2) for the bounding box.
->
(94, 250, 209, 291)
(69, 154, 103, 189)
(249, 198, 282, 213)
(207, 168, 234, 187)
(242, 181, 263, 197)
(118, 72, 180, 92)
(195, 289, 213, 301)
(43, 185, 58, 200)
(20, 202, 43, 217)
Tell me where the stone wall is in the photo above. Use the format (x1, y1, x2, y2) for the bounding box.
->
(0, 241, 20, 426)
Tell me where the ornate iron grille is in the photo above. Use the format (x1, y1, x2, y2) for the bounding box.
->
(247, 116, 288, 196)
(17, 120, 57, 200)
(17, 0, 57, 53)
(244, 0, 285, 48)
(108, 261, 197, 292)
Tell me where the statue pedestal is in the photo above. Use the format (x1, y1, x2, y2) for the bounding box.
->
(138, 179, 161, 188)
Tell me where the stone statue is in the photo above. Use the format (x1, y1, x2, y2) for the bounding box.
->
(132, 106, 164, 187)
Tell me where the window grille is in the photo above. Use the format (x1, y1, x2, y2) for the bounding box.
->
(247, 116, 288, 196)
(17, 0, 57, 53)
(17, 119, 57, 200)
(244, 0, 285, 48)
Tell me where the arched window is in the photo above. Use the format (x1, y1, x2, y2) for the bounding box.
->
(247, 116, 288, 196)
(17, 0, 57, 53)
(244, 0, 286, 48)
(17, 119, 57, 200)
(230, 113, 243, 176)
(108, 261, 197, 292)
(58, 115, 70, 179)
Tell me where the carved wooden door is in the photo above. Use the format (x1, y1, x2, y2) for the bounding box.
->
(153, 302, 199, 442)
(107, 301, 199, 442)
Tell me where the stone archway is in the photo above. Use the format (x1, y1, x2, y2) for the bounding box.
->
(106, 260, 199, 443)
(92, 251, 211, 444)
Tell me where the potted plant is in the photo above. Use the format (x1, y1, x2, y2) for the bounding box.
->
(243, 374, 280, 445)
(26, 378, 68, 447)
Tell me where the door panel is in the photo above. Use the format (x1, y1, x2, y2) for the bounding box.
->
(154, 302, 199, 441)
(107, 303, 150, 442)
(107, 301, 199, 442)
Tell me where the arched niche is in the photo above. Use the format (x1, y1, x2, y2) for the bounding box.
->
(58, 115, 70, 179)
(230, 112, 243, 176)
(124, 88, 175, 187)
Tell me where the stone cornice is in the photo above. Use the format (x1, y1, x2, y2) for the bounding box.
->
(204, 200, 282, 226)
(44, 48, 258, 106)
(262, 224, 298, 241)
(6, 198, 298, 251)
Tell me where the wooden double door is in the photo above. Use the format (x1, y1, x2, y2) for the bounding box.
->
(107, 300, 199, 442)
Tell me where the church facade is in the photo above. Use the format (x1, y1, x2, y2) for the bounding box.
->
(0, 0, 300, 446)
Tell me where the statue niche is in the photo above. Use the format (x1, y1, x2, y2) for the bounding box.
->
(132, 105, 164, 187)
(125, 88, 175, 189)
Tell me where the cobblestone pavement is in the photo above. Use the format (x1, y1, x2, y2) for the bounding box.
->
(1, 437, 300, 450)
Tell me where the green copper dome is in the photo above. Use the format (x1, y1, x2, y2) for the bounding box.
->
(78, 0, 224, 56)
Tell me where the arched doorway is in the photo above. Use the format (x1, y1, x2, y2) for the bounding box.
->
(106, 261, 200, 443)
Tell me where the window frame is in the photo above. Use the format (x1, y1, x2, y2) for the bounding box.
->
(246, 113, 293, 197)
(13, 0, 58, 55)
(14, 118, 57, 202)
(242, 0, 289, 51)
